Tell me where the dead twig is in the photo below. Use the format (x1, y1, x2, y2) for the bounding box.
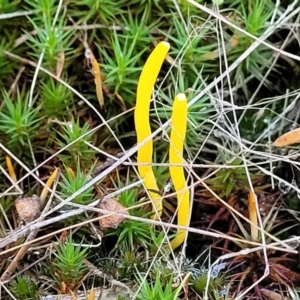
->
(0, 170, 60, 281)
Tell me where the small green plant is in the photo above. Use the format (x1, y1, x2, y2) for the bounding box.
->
(148, 230, 169, 255)
(0, 39, 16, 84)
(54, 118, 96, 166)
(58, 165, 95, 206)
(191, 267, 227, 299)
(109, 194, 153, 252)
(97, 250, 145, 281)
(136, 273, 183, 300)
(120, 9, 158, 47)
(117, 296, 129, 300)
(27, 20, 75, 70)
(40, 78, 74, 118)
(70, 0, 125, 24)
(24, 0, 57, 22)
(228, 0, 277, 88)
(0, 0, 21, 13)
(98, 28, 145, 107)
(161, 14, 217, 70)
(50, 233, 89, 292)
(206, 157, 257, 197)
(9, 276, 38, 300)
(0, 89, 41, 151)
(25, 0, 76, 70)
(117, 250, 145, 280)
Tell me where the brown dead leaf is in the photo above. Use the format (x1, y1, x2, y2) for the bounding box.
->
(101, 77, 114, 99)
(15, 195, 41, 223)
(59, 230, 68, 242)
(273, 128, 300, 147)
(97, 198, 129, 229)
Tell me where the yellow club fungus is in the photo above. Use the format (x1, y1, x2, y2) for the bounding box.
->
(83, 40, 104, 110)
(169, 93, 189, 250)
(40, 168, 58, 208)
(67, 166, 76, 179)
(135, 41, 170, 219)
(6, 155, 17, 183)
(248, 190, 258, 242)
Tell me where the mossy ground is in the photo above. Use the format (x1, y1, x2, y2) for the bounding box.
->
(1, 0, 300, 299)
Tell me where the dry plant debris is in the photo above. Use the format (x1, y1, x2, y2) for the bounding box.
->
(273, 127, 300, 147)
(97, 198, 129, 229)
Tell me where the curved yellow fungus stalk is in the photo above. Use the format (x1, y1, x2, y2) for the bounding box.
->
(6, 156, 17, 183)
(248, 191, 258, 242)
(67, 167, 76, 180)
(135, 41, 170, 219)
(169, 93, 189, 250)
(40, 168, 58, 208)
(83, 41, 104, 110)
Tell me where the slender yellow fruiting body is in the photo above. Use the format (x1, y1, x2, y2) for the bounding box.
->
(248, 191, 258, 242)
(84, 42, 104, 110)
(87, 288, 95, 300)
(6, 156, 17, 183)
(169, 93, 189, 250)
(67, 167, 76, 180)
(40, 168, 58, 208)
(135, 41, 170, 219)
